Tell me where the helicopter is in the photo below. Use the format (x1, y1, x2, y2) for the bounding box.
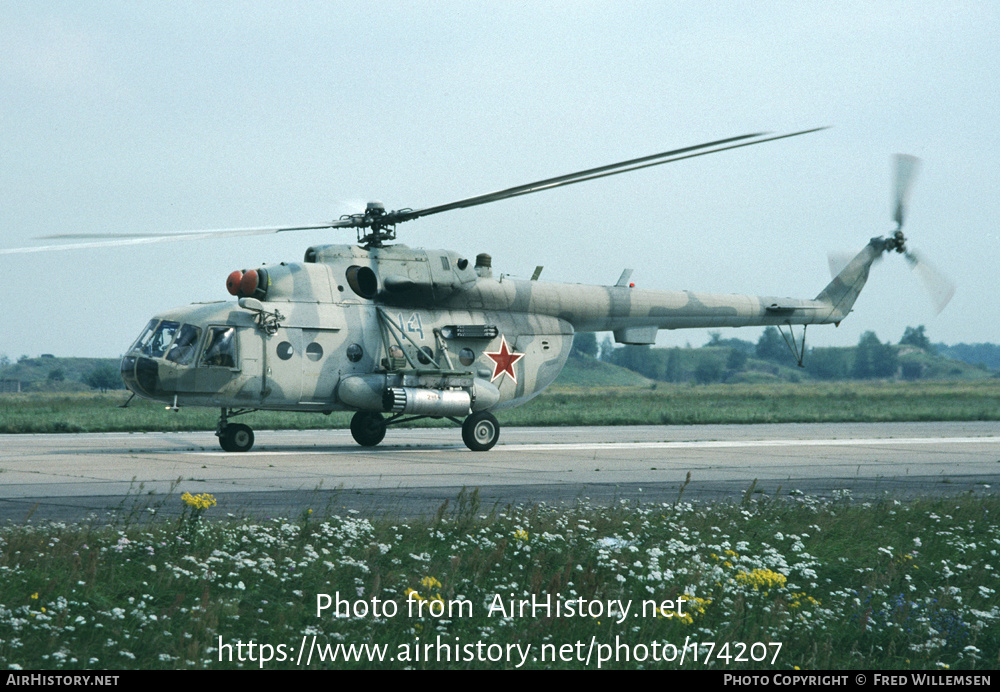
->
(2, 129, 953, 452)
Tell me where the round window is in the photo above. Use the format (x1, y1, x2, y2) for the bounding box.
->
(459, 348, 476, 366)
(306, 342, 323, 361)
(277, 341, 294, 360)
(417, 346, 434, 365)
(346, 344, 363, 363)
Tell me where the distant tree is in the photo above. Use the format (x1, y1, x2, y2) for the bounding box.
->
(84, 364, 122, 392)
(610, 344, 656, 379)
(571, 332, 598, 358)
(725, 348, 748, 373)
(708, 332, 756, 354)
(665, 348, 681, 382)
(17, 355, 30, 364)
(806, 347, 849, 380)
(901, 361, 924, 381)
(0, 354, 9, 368)
(853, 331, 898, 379)
(755, 327, 786, 362)
(900, 325, 932, 351)
(694, 355, 722, 384)
(47, 368, 65, 382)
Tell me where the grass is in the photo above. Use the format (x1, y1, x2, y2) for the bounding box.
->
(1, 380, 998, 434)
(1, 489, 997, 670)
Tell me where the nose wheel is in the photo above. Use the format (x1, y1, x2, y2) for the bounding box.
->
(219, 423, 254, 452)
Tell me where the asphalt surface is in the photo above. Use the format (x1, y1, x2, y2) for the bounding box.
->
(1, 421, 998, 521)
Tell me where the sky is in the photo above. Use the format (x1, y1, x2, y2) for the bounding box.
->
(1, 1, 997, 358)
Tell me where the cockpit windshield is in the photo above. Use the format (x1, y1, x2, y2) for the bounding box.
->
(129, 320, 237, 369)
(132, 320, 180, 358)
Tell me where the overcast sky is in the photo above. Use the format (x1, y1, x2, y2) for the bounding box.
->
(1, 1, 997, 358)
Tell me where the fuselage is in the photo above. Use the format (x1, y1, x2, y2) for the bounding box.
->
(121, 241, 873, 414)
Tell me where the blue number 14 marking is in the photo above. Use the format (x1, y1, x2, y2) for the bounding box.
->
(397, 313, 425, 340)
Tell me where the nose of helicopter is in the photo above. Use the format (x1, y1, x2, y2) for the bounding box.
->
(120, 355, 161, 398)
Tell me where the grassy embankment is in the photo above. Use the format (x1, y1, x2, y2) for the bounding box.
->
(0, 380, 998, 434)
(1, 489, 997, 670)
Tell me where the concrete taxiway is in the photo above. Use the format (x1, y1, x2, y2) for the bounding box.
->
(0, 421, 997, 520)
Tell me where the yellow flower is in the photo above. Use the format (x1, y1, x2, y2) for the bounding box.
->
(513, 529, 529, 542)
(405, 588, 425, 602)
(734, 568, 787, 591)
(30, 592, 38, 600)
(420, 576, 442, 590)
(181, 492, 217, 510)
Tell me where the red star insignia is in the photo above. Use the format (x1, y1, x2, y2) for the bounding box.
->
(484, 335, 525, 384)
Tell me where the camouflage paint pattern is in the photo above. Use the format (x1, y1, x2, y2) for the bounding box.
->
(121, 238, 884, 415)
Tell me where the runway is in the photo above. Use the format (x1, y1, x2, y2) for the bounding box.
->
(1, 421, 998, 521)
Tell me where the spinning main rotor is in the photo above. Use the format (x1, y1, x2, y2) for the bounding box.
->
(4, 128, 825, 253)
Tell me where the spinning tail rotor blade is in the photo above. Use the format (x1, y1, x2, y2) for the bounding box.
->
(905, 249, 956, 315)
(893, 154, 920, 229)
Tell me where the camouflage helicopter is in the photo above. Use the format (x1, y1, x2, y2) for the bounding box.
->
(5, 129, 952, 452)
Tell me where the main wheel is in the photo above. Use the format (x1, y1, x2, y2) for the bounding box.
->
(350, 411, 386, 447)
(462, 411, 499, 452)
(219, 423, 254, 452)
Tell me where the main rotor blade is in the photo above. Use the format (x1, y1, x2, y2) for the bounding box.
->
(0, 222, 350, 255)
(393, 128, 827, 223)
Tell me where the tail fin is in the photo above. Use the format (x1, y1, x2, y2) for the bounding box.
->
(813, 239, 884, 324)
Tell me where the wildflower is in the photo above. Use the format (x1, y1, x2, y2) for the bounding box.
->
(513, 528, 529, 542)
(420, 576, 442, 590)
(734, 568, 787, 591)
(181, 492, 217, 510)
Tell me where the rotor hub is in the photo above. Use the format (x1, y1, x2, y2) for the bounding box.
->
(887, 229, 907, 253)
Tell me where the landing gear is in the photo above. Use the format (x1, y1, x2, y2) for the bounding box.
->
(462, 411, 500, 452)
(350, 411, 387, 447)
(346, 409, 500, 451)
(219, 423, 254, 452)
(216, 408, 256, 452)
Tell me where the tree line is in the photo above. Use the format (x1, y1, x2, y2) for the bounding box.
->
(571, 325, 991, 384)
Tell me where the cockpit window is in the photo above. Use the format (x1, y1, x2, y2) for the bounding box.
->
(130, 320, 157, 353)
(165, 324, 202, 365)
(134, 320, 180, 358)
(200, 326, 237, 368)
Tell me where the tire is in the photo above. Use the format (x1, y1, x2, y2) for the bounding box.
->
(218, 427, 235, 452)
(462, 411, 499, 452)
(220, 423, 254, 453)
(350, 411, 386, 447)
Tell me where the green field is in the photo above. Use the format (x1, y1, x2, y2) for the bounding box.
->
(0, 380, 998, 434)
(1, 490, 997, 670)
